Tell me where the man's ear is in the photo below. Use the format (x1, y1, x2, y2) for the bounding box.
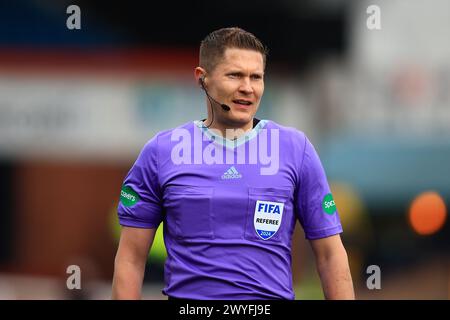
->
(194, 67, 206, 87)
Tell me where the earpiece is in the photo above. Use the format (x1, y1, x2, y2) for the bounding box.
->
(199, 76, 205, 87)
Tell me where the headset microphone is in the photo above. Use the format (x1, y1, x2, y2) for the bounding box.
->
(199, 77, 231, 112)
(220, 104, 231, 111)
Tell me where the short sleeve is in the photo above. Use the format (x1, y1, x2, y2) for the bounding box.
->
(117, 136, 163, 229)
(295, 135, 343, 240)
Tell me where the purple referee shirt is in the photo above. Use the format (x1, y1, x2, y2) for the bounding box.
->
(117, 119, 343, 300)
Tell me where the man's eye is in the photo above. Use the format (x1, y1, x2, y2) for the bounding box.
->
(251, 75, 262, 80)
(228, 74, 240, 78)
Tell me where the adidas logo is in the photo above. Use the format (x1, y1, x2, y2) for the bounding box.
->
(221, 166, 242, 180)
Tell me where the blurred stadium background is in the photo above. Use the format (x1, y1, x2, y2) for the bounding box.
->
(0, 0, 449, 299)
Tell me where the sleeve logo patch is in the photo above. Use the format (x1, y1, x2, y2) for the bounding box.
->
(120, 186, 140, 207)
(322, 193, 336, 215)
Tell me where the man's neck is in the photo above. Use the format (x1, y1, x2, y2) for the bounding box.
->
(202, 118, 260, 140)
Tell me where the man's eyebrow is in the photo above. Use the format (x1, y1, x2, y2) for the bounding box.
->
(225, 71, 244, 74)
(225, 70, 264, 76)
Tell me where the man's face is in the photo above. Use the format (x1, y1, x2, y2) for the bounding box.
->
(206, 48, 265, 128)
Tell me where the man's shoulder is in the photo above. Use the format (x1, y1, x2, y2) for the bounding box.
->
(265, 120, 307, 144)
(140, 121, 194, 154)
(156, 121, 194, 139)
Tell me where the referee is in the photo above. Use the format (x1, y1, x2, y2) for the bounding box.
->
(112, 27, 355, 300)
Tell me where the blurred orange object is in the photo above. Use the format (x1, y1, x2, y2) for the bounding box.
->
(408, 191, 447, 235)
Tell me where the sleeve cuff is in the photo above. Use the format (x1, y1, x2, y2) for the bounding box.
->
(304, 225, 343, 240)
(118, 216, 161, 229)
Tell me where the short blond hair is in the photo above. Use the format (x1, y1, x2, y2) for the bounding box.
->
(199, 27, 268, 72)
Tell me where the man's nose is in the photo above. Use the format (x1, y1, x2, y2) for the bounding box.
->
(238, 78, 253, 94)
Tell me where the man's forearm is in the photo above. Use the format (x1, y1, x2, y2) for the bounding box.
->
(315, 251, 355, 300)
(112, 259, 146, 300)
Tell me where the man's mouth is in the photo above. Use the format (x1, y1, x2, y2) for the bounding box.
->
(232, 99, 252, 106)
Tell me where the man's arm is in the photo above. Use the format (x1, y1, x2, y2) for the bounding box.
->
(309, 234, 355, 300)
(112, 226, 156, 299)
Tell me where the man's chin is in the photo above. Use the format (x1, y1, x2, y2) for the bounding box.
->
(224, 112, 255, 128)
